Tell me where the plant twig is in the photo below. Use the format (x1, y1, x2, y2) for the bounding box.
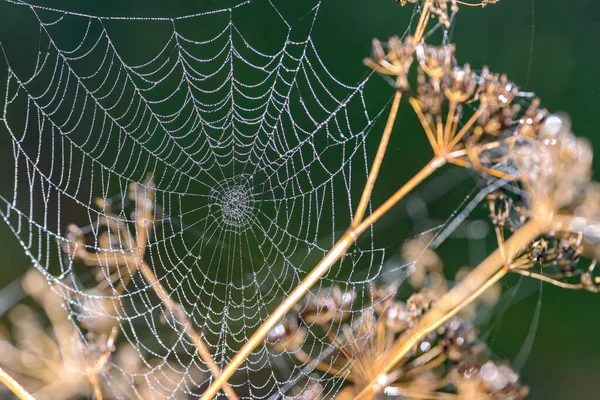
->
(352, 89, 403, 229)
(0, 366, 35, 400)
(412, 0, 434, 45)
(137, 260, 238, 400)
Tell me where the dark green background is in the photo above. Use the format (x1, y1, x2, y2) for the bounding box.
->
(0, 0, 599, 399)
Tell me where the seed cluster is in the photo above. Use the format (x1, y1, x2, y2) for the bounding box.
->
(266, 237, 526, 399)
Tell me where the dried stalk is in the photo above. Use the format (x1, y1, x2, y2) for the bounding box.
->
(352, 89, 403, 229)
(137, 259, 239, 399)
(0, 366, 35, 400)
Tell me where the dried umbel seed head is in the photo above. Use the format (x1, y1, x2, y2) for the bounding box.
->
(516, 98, 548, 138)
(416, 43, 455, 90)
(383, 301, 410, 333)
(405, 289, 438, 327)
(555, 234, 583, 270)
(266, 316, 306, 352)
(527, 234, 583, 272)
(478, 102, 521, 137)
(387, 35, 415, 72)
(479, 362, 528, 399)
(476, 68, 518, 118)
(398, 1, 499, 27)
(527, 239, 549, 263)
(364, 36, 414, 90)
(296, 285, 355, 325)
(539, 112, 572, 140)
(428, 0, 459, 28)
(513, 114, 593, 216)
(438, 318, 478, 361)
(417, 74, 445, 115)
(487, 192, 513, 227)
(443, 64, 477, 103)
(581, 263, 600, 293)
(451, 361, 528, 400)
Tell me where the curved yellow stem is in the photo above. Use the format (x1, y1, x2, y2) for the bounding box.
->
(0, 366, 35, 400)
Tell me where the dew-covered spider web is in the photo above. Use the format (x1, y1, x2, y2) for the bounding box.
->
(0, 0, 491, 398)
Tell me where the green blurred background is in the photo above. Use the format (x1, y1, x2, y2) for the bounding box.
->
(0, 0, 599, 399)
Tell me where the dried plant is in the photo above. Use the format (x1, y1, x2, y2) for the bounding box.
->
(0, 269, 117, 400)
(266, 237, 523, 399)
(2, 1, 598, 399)
(0, 268, 206, 399)
(202, 1, 600, 398)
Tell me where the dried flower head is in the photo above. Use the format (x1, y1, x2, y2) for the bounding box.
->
(296, 285, 355, 325)
(397, 0, 500, 28)
(416, 43, 455, 91)
(437, 318, 479, 361)
(513, 114, 593, 217)
(402, 233, 445, 290)
(266, 316, 307, 352)
(516, 98, 548, 138)
(443, 64, 477, 103)
(475, 68, 519, 124)
(364, 36, 414, 90)
(383, 301, 410, 333)
(451, 360, 528, 400)
(416, 72, 445, 114)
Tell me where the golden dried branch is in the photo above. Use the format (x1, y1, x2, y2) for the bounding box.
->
(0, 366, 35, 400)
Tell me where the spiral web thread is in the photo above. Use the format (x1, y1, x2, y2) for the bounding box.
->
(0, 0, 459, 398)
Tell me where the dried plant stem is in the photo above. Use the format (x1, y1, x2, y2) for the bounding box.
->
(409, 98, 439, 152)
(201, 158, 444, 400)
(352, 89, 403, 229)
(412, 0, 434, 45)
(0, 366, 35, 400)
(511, 268, 583, 290)
(450, 158, 513, 180)
(89, 375, 103, 400)
(354, 218, 549, 399)
(137, 260, 238, 400)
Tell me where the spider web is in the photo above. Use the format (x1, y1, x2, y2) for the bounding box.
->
(0, 0, 462, 398)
